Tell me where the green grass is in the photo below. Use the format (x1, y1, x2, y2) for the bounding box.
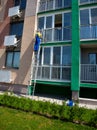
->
(0, 107, 96, 130)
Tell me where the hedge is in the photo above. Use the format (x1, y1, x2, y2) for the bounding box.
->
(0, 93, 97, 128)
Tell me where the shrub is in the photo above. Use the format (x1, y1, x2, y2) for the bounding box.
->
(0, 93, 97, 128)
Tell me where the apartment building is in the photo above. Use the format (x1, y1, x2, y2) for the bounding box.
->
(0, 0, 97, 100)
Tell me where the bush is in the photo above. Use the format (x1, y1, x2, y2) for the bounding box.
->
(0, 93, 97, 128)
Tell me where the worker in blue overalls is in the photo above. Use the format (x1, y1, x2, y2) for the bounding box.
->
(34, 30, 42, 52)
(34, 30, 42, 63)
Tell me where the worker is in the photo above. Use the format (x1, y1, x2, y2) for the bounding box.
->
(34, 30, 42, 52)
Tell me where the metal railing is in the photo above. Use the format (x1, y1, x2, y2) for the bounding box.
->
(38, 0, 71, 12)
(81, 64, 97, 83)
(32, 65, 71, 81)
(41, 27, 71, 43)
(80, 25, 97, 40)
(80, 0, 97, 5)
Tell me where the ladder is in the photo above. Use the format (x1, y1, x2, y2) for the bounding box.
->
(29, 45, 41, 97)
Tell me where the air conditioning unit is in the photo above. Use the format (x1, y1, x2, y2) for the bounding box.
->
(4, 35, 17, 46)
(8, 6, 21, 17)
(0, 70, 12, 83)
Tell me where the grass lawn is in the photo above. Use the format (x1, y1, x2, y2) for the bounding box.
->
(0, 106, 96, 130)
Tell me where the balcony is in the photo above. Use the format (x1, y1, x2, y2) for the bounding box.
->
(41, 27, 71, 43)
(8, 6, 21, 17)
(32, 65, 71, 82)
(38, 0, 71, 12)
(80, 0, 97, 5)
(4, 35, 17, 46)
(81, 64, 97, 83)
(80, 25, 97, 40)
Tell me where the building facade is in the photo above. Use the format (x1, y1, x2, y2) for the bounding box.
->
(0, 0, 97, 100)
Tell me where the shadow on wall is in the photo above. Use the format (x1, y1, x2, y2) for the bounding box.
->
(0, 51, 6, 69)
(14, 39, 34, 85)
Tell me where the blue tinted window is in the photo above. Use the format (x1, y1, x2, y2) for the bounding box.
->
(6, 52, 13, 67)
(20, 0, 26, 9)
(6, 52, 20, 68)
(10, 22, 23, 36)
(64, 12, 71, 27)
(14, 0, 20, 6)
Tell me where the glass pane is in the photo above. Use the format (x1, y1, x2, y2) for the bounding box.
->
(64, 12, 71, 27)
(47, 0, 53, 10)
(20, 0, 26, 9)
(62, 67, 71, 80)
(53, 47, 61, 65)
(63, 28, 71, 41)
(54, 28, 62, 41)
(13, 52, 20, 68)
(91, 25, 97, 38)
(80, 9, 89, 25)
(42, 67, 50, 79)
(55, 0, 62, 9)
(14, 0, 20, 6)
(64, 0, 71, 8)
(52, 67, 60, 79)
(62, 46, 71, 65)
(38, 17, 44, 29)
(6, 52, 13, 67)
(91, 8, 97, 24)
(10, 22, 23, 36)
(45, 29, 52, 42)
(43, 48, 50, 65)
(89, 53, 97, 64)
(39, 0, 46, 12)
(80, 0, 88, 4)
(80, 26, 91, 39)
(46, 16, 52, 28)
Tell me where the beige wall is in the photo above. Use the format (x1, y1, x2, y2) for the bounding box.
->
(13, 0, 38, 85)
(0, 0, 38, 85)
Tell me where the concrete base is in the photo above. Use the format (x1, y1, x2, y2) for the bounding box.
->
(72, 91, 79, 101)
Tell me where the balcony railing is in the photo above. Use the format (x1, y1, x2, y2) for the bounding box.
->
(80, 25, 97, 40)
(41, 27, 71, 43)
(32, 65, 71, 82)
(80, 0, 97, 5)
(38, 0, 71, 12)
(81, 64, 97, 83)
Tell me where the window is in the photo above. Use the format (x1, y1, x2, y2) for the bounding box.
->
(80, 9, 89, 25)
(54, 14, 62, 41)
(64, 0, 71, 8)
(14, 0, 20, 6)
(20, 0, 26, 9)
(38, 46, 71, 80)
(53, 47, 61, 65)
(46, 0, 53, 10)
(46, 16, 52, 28)
(38, 17, 44, 29)
(80, 0, 97, 4)
(62, 46, 71, 65)
(55, 0, 62, 9)
(10, 22, 24, 37)
(63, 12, 72, 40)
(6, 52, 20, 68)
(80, 8, 97, 39)
(43, 47, 50, 65)
(14, 0, 26, 9)
(89, 53, 97, 64)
